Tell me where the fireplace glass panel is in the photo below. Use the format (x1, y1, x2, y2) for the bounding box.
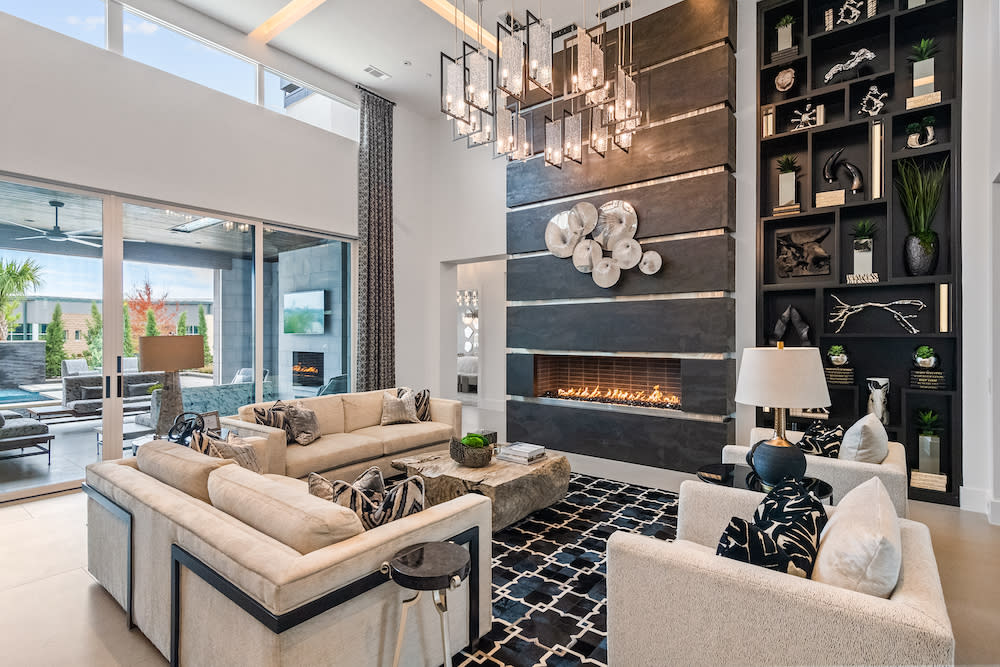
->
(534, 355, 682, 409)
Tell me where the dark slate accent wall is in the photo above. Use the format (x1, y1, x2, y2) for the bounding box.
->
(508, 235, 734, 301)
(506, 171, 736, 254)
(505, 0, 737, 472)
(507, 400, 734, 473)
(0, 342, 45, 387)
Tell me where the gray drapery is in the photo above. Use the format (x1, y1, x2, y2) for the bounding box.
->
(356, 90, 395, 392)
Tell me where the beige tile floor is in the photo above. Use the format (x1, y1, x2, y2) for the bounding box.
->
(1, 487, 998, 666)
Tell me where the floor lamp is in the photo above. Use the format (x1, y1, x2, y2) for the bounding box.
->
(139, 335, 205, 437)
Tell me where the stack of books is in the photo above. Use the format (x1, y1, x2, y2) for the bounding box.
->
(910, 470, 948, 492)
(498, 442, 546, 464)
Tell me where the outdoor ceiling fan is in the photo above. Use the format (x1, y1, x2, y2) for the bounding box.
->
(0, 200, 143, 248)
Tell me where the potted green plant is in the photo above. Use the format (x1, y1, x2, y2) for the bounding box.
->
(905, 115, 937, 149)
(850, 220, 877, 275)
(915, 409, 942, 474)
(908, 38, 940, 98)
(776, 15, 795, 52)
(776, 154, 799, 208)
(913, 345, 938, 369)
(894, 157, 948, 276)
(827, 345, 848, 366)
(449, 432, 493, 467)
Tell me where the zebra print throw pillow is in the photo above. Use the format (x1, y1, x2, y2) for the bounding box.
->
(717, 479, 828, 578)
(398, 387, 431, 421)
(252, 401, 292, 443)
(309, 468, 424, 530)
(796, 421, 844, 458)
(190, 431, 263, 474)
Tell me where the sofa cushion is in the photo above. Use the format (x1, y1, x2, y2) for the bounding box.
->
(0, 418, 49, 438)
(294, 395, 345, 435)
(136, 439, 234, 503)
(353, 422, 454, 456)
(381, 390, 419, 426)
(812, 477, 901, 598)
(796, 421, 844, 458)
(208, 464, 363, 554)
(68, 399, 102, 414)
(126, 382, 157, 398)
(397, 387, 431, 421)
(284, 432, 383, 479)
(190, 431, 263, 474)
(81, 385, 103, 400)
(283, 402, 321, 445)
(342, 390, 391, 432)
(839, 413, 889, 463)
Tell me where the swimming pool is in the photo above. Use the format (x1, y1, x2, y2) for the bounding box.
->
(0, 389, 48, 404)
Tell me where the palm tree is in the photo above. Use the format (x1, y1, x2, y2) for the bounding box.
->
(0, 259, 43, 341)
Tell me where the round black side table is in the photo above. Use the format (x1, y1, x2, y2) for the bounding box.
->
(696, 463, 834, 504)
(383, 541, 471, 667)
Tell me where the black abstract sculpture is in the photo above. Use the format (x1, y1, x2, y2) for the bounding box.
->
(770, 305, 811, 346)
(776, 227, 832, 278)
(823, 147, 864, 193)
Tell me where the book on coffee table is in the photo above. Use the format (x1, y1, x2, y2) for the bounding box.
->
(498, 442, 546, 464)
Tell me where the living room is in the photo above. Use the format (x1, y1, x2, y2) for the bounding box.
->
(0, 0, 998, 665)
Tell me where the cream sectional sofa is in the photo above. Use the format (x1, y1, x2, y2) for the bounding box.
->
(85, 440, 491, 666)
(221, 389, 461, 481)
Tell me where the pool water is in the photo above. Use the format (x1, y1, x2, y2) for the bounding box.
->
(0, 389, 47, 404)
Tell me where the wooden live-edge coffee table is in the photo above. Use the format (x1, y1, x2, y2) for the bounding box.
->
(391, 450, 571, 531)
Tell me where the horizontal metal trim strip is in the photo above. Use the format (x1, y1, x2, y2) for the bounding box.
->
(507, 229, 728, 260)
(506, 166, 729, 211)
(507, 394, 733, 423)
(507, 291, 732, 307)
(506, 349, 735, 360)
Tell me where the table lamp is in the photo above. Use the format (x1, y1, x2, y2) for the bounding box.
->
(139, 335, 205, 436)
(735, 343, 831, 488)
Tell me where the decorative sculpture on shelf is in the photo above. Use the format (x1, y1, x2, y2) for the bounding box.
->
(905, 115, 938, 149)
(842, 160, 864, 193)
(770, 305, 811, 346)
(858, 85, 888, 116)
(824, 48, 876, 84)
(823, 147, 846, 183)
(866, 377, 890, 425)
(823, 147, 864, 193)
(776, 227, 832, 278)
(791, 104, 819, 130)
(775, 68, 796, 92)
(837, 0, 864, 26)
(828, 294, 926, 334)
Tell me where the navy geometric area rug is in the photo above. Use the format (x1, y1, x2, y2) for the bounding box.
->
(455, 474, 678, 667)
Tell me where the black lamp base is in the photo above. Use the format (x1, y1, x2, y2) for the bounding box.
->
(746, 434, 807, 489)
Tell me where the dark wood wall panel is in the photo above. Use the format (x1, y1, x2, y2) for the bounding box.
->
(507, 298, 735, 354)
(631, 0, 736, 69)
(680, 358, 736, 415)
(508, 235, 734, 301)
(506, 171, 735, 254)
(506, 109, 735, 207)
(507, 400, 733, 472)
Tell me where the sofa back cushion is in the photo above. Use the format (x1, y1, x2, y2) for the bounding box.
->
(208, 465, 363, 554)
(136, 439, 235, 503)
(342, 389, 393, 432)
(238, 394, 344, 435)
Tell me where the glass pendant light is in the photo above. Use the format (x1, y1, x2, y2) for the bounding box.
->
(526, 9, 553, 93)
(468, 109, 494, 147)
(512, 108, 532, 161)
(441, 53, 469, 122)
(544, 113, 562, 168)
(464, 45, 493, 113)
(590, 105, 608, 157)
(495, 91, 516, 159)
(563, 109, 583, 163)
(497, 18, 525, 102)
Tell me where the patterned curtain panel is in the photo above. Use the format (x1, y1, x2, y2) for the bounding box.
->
(357, 90, 396, 392)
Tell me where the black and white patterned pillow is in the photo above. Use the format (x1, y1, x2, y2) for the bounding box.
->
(253, 401, 291, 443)
(398, 387, 431, 421)
(190, 431, 263, 474)
(796, 421, 844, 458)
(309, 467, 424, 530)
(717, 479, 828, 578)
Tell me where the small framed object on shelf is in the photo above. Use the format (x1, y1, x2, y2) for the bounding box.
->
(199, 410, 221, 436)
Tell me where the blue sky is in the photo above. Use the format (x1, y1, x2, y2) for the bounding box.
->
(0, 249, 213, 301)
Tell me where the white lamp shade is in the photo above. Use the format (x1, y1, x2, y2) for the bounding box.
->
(735, 347, 831, 409)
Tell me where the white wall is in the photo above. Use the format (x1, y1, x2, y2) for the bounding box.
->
(0, 13, 358, 237)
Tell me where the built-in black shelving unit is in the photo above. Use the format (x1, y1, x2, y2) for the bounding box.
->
(756, 0, 962, 505)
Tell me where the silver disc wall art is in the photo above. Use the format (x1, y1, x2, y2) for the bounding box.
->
(639, 250, 663, 275)
(544, 210, 582, 258)
(572, 239, 603, 273)
(592, 257, 621, 288)
(593, 200, 638, 250)
(611, 239, 642, 269)
(568, 202, 598, 236)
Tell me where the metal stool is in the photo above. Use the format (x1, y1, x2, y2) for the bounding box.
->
(383, 541, 471, 667)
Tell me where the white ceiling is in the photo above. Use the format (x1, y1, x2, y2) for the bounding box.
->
(174, 0, 677, 114)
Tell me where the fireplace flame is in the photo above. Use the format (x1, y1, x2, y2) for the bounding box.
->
(553, 384, 680, 408)
(292, 364, 319, 374)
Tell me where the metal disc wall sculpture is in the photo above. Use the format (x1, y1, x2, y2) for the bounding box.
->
(542, 200, 662, 288)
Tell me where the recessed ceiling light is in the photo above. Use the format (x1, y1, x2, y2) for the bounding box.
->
(403, 59, 412, 67)
(364, 65, 391, 80)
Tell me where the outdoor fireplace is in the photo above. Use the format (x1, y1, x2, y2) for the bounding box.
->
(533, 355, 682, 410)
(292, 351, 324, 386)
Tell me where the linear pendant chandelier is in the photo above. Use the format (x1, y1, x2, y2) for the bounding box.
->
(439, 0, 641, 167)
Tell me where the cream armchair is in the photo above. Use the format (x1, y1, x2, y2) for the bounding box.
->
(722, 427, 909, 516)
(607, 481, 953, 667)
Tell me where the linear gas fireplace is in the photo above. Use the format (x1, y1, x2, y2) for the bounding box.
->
(292, 351, 324, 386)
(533, 355, 682, 410)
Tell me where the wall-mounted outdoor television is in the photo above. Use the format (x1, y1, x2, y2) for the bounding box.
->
(283, 290, 326, 334)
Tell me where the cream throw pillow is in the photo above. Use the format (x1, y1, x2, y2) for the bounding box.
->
(381, 390, 419, 425)
(812, 477, 901, 598)
(838, 413, 889, 463)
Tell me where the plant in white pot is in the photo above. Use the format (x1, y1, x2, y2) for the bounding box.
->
(850, 219, 877, 276)
(908, 38, 939, 98)
(913, 345, 938, 368)
(827, 345, 848, 366)
(915, 409, 942, 474)
(894, 157, 948, 276)
(776, 15, 795, 52)
(776, 154, 799, 208)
